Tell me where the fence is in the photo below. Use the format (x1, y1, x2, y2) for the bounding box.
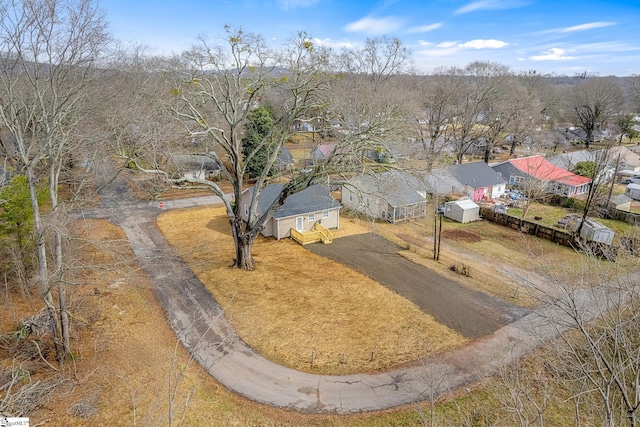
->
(605, 208, 640, 225)
(480, 207, 618, 261)
(480, 207, 573, 246)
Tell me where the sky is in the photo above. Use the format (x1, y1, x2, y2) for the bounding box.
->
(103, 0, 640, 76)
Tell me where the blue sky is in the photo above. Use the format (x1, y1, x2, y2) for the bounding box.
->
(103, 0, 640, 76)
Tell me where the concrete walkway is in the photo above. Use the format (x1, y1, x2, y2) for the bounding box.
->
(106, 195, 622, 414)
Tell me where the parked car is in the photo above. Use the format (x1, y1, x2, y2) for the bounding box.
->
(622, 177, 640, 184)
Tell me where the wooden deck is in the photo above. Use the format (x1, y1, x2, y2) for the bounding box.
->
(290, 223, 334, 245)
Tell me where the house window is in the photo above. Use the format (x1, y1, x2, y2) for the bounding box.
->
(322, 210, 329, 218)
(510, 175, 525, 185)
(308, 213, 315, 222)
(349, 192, 353, 202)
(244, 204, 248, 216)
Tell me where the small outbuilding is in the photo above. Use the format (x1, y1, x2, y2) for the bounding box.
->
(579, 218, 615, 245)
(444, 198, 480, 224)
(608, 194, 633, 211)
(624, 183, 640, 201)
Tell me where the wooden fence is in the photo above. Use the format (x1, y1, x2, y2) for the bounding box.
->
(480, 207, 618, 261)
(480, 207, 573, 246)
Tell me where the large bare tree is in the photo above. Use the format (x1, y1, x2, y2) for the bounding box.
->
(0, 0, 110, 361)
(567, 77, 624, 148)
(137, 28, 406, 270)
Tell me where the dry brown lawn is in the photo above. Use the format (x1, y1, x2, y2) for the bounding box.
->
(23, 219, 399, 426)
(157, 206, 467, 375)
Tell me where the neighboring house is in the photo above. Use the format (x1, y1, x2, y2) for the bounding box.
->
(240, 184, 341, 240)
(276, 146, 295, 171)
(289, 119, 319, 144)
(425, 161, 507, 202)
(625, 183, 640, 201)
(548, 146, 640, 181)
(172, 154, 220, 180)
(444, 198, 480, 223)
(547, 150, 596, 171)
(310, 144, 336, 162)
(342, 170, 427, 223)
(492, 155, 591, 197)
(608, 194, 633, 211)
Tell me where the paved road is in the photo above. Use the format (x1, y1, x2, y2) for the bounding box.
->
(89, 192, 631, 414)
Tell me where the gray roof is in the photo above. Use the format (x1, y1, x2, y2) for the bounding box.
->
(446, 161, 507, 189)
(277, 147, 295, 166)
(610, 194, 632, 206)
(347, 170, 426, 207)
(547, 150, 594, 170)
(172, 154, 220, 171)
(249, 183, 341, 219)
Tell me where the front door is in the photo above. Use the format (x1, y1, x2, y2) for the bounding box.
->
(295, 216, 303, 232)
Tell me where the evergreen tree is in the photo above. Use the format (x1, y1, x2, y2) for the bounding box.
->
(242, 106, 276, 179)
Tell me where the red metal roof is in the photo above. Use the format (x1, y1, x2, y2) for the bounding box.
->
(509, 155, 592, 187)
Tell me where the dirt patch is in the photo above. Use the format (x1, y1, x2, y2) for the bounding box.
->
(442, 229, 482, 243)
(307, 233, 529, 339)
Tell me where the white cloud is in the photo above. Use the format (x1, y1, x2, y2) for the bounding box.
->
(529, 48, 575, 61)
(344, 16, 404, 35)
(418, 40, 434, 47)
(406, 23, 443, 34)
(459, 39, 508, 49)
(311, 38, 355, 50)
(559, 21, 616, 33)
(540, 21, 617, 34)
(455, 0, 528, 15)
(437, 41, 459, 49)
(417, 38, 509, 60)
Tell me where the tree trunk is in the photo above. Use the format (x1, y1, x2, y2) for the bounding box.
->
(50, 164, 71, 361)
(230, 218, 258, 270)
(27, 166, 63, 361)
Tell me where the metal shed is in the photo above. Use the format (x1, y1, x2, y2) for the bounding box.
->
(444, 198, 480, 224)
(580, 218, 615, 245)
(624, 183, 640, 201)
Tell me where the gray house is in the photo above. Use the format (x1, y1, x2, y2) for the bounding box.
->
(342, 170, 427, 223)
(276, 147, 295, 171)
(172, 154, 221, 180)
(425, 161, 507, 202)
(240, 184, 341, 240)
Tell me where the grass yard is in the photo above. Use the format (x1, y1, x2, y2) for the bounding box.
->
(26, 219, 436, 426)
(157, 206, 467, 375)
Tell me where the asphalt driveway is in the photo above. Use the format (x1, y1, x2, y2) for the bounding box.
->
(306, 233, 529, 339)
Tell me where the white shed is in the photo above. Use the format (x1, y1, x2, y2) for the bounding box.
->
(580, 218, 615, 245)
(624, 183, 640, 201)
(444, 199, 480, 224)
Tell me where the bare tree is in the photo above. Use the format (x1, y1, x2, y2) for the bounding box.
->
(411, 72, 452, 172)
(130, 28, 408, 270)
(531, 254, 640, 427)
(338, 35, 412, 92)
(0, 0, 110, 361)
(567, 77, 624, 148)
